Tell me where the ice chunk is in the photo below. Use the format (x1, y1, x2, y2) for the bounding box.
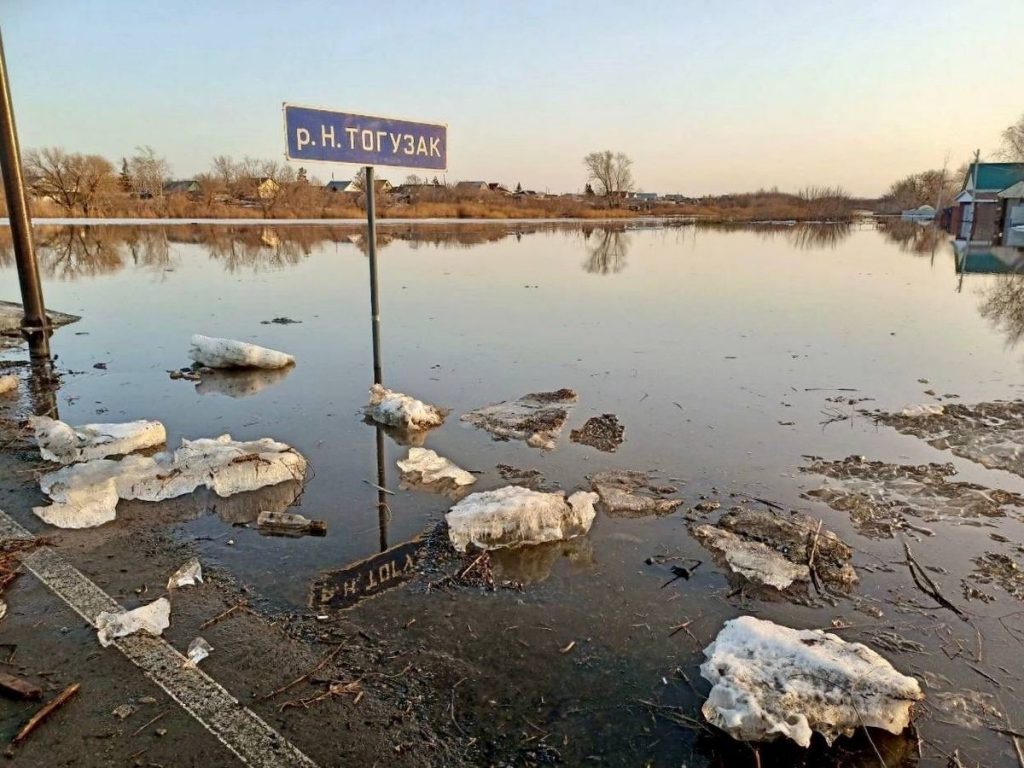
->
(256, 510, 326, 537)
(446, 485, 597, 553)
(167, 558, 203, 590)
(34, 435, 307, 529)
(96, 598, 171, 647)
(0, 375, 16, 396)
(570, 414, 624, 452)
(700, 616, 923, 747)
(185, 637, 213, 667)
(693, 525, 809, 589)
(29, 416, 166, 464)
(397, 448, 476, 490)
(693, 510, 857, 593)
(188, 334, 295, 370)
(589, 469, 681, 516)
(462, 389, 577, 450)
(364, 384, 446, 430)
(33, 478, 119, 528)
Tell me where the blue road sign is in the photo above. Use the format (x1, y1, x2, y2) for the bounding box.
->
(283, 104, 446, 170)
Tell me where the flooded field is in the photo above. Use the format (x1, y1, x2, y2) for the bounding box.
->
(2, 219, 1024, 766)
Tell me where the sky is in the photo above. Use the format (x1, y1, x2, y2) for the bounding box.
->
(2, 0, 1019, 197)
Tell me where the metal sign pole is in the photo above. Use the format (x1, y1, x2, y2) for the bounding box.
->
(0, 27, 47, 332)
(365, 165, 382, 386)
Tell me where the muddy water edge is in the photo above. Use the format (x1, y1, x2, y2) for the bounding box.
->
(1, 220, 1023, 767)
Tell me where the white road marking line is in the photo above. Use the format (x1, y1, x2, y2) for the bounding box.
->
(0, 509, 319, 768)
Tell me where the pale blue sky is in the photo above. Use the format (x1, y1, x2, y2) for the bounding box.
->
(2, 0, 1019, 196)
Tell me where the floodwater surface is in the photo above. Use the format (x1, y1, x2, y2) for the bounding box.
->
(2, 220, 1023, 766)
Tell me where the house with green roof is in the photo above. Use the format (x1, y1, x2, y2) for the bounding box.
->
(952, 162, 1024, 241)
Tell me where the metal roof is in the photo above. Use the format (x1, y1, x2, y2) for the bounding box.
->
(998, 180, 1024, 198)
(964, 162, 1024, 192)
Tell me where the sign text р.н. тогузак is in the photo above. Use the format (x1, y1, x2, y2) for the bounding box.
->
(284, 104, 446, 170)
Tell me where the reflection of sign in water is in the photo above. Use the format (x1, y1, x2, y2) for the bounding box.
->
(310, 538, 425, 611)
(284, 104, 446, 170)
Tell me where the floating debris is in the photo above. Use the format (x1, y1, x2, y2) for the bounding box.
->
(188, 334, 295, 370)
(445, 485, 597, 553)
(931, 690, 1004, 730)
(29, 416, 166, 464)
(495, 464, 555, 491)
(364, 384, 446, 431)
(570, 414, 624, 452)
(96, 598, 171, 647)
(462, 389, 577, 450)
(397, 447, 476, 495)
(870, 400, 1024, 478)
(970, 552, 1024, 599)
(700, 616, 923, 747)
(311, 537, 424, 611)
(589, 469, 681, 516)
(256, 510, 327, 537)
(802, 456, 1024, 538)
(260, 317, 301, 325)
(166, 558, 203, 590)
(34, 435, 307, 529)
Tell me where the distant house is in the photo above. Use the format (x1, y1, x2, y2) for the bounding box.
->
(323, 179, 392, 195)
(325, 180, 357, 193)
(391, 183, 444, 201)
(454, 181, 489, 193)
(952, 162, 1024, 241)
(163, 180, 200, 195)
(487, 182, 510, 194)
(631, 192, 658, 202)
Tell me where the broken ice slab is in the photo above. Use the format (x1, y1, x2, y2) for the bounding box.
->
(692, 509, 857, 594)
(462, 389, 577, 450)
(700, 616, 923, 747)
(34, 435, 307, 529)
(0, 375, 16, 396)
(0, 301, 79, 336)
(899, 404, 944, 418)
(397, 447, 476, 496)
(29, 416, 166, 464)
(364, 384, 446, 431)
(869, 399, 1024, 478)
(167, 558, 203, 590)
(445, 485, 598, 553)
(589, 469, 681, 516)
(96, 598, 171, 647)
(188, 334, 295, 370)
(256, 510, 327, 537)
(802, 455, 1024, 538)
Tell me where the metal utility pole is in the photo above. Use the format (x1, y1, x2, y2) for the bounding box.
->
(365, 165, 382, 385)
(0, 27, 47, 331)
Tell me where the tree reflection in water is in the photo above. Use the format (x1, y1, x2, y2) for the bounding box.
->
(583, 226, 630, 274)
(978, 273, 1024, 348)
(876, 219, 947, 255)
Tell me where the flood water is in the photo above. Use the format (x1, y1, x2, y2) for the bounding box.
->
(2, 219, 1023, 766)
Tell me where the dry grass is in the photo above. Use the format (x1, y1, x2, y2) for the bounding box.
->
(2, 188, 858, 223)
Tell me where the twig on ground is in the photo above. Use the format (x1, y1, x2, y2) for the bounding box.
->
(13, 682, 80, 745)
(261, 644, 344, 700)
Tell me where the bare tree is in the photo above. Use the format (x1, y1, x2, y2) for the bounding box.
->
(24, 147, 115, 215)
(128, 145, 171, 198)
(998, 113, 1024, 161)
(583, 151, 634, 196)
